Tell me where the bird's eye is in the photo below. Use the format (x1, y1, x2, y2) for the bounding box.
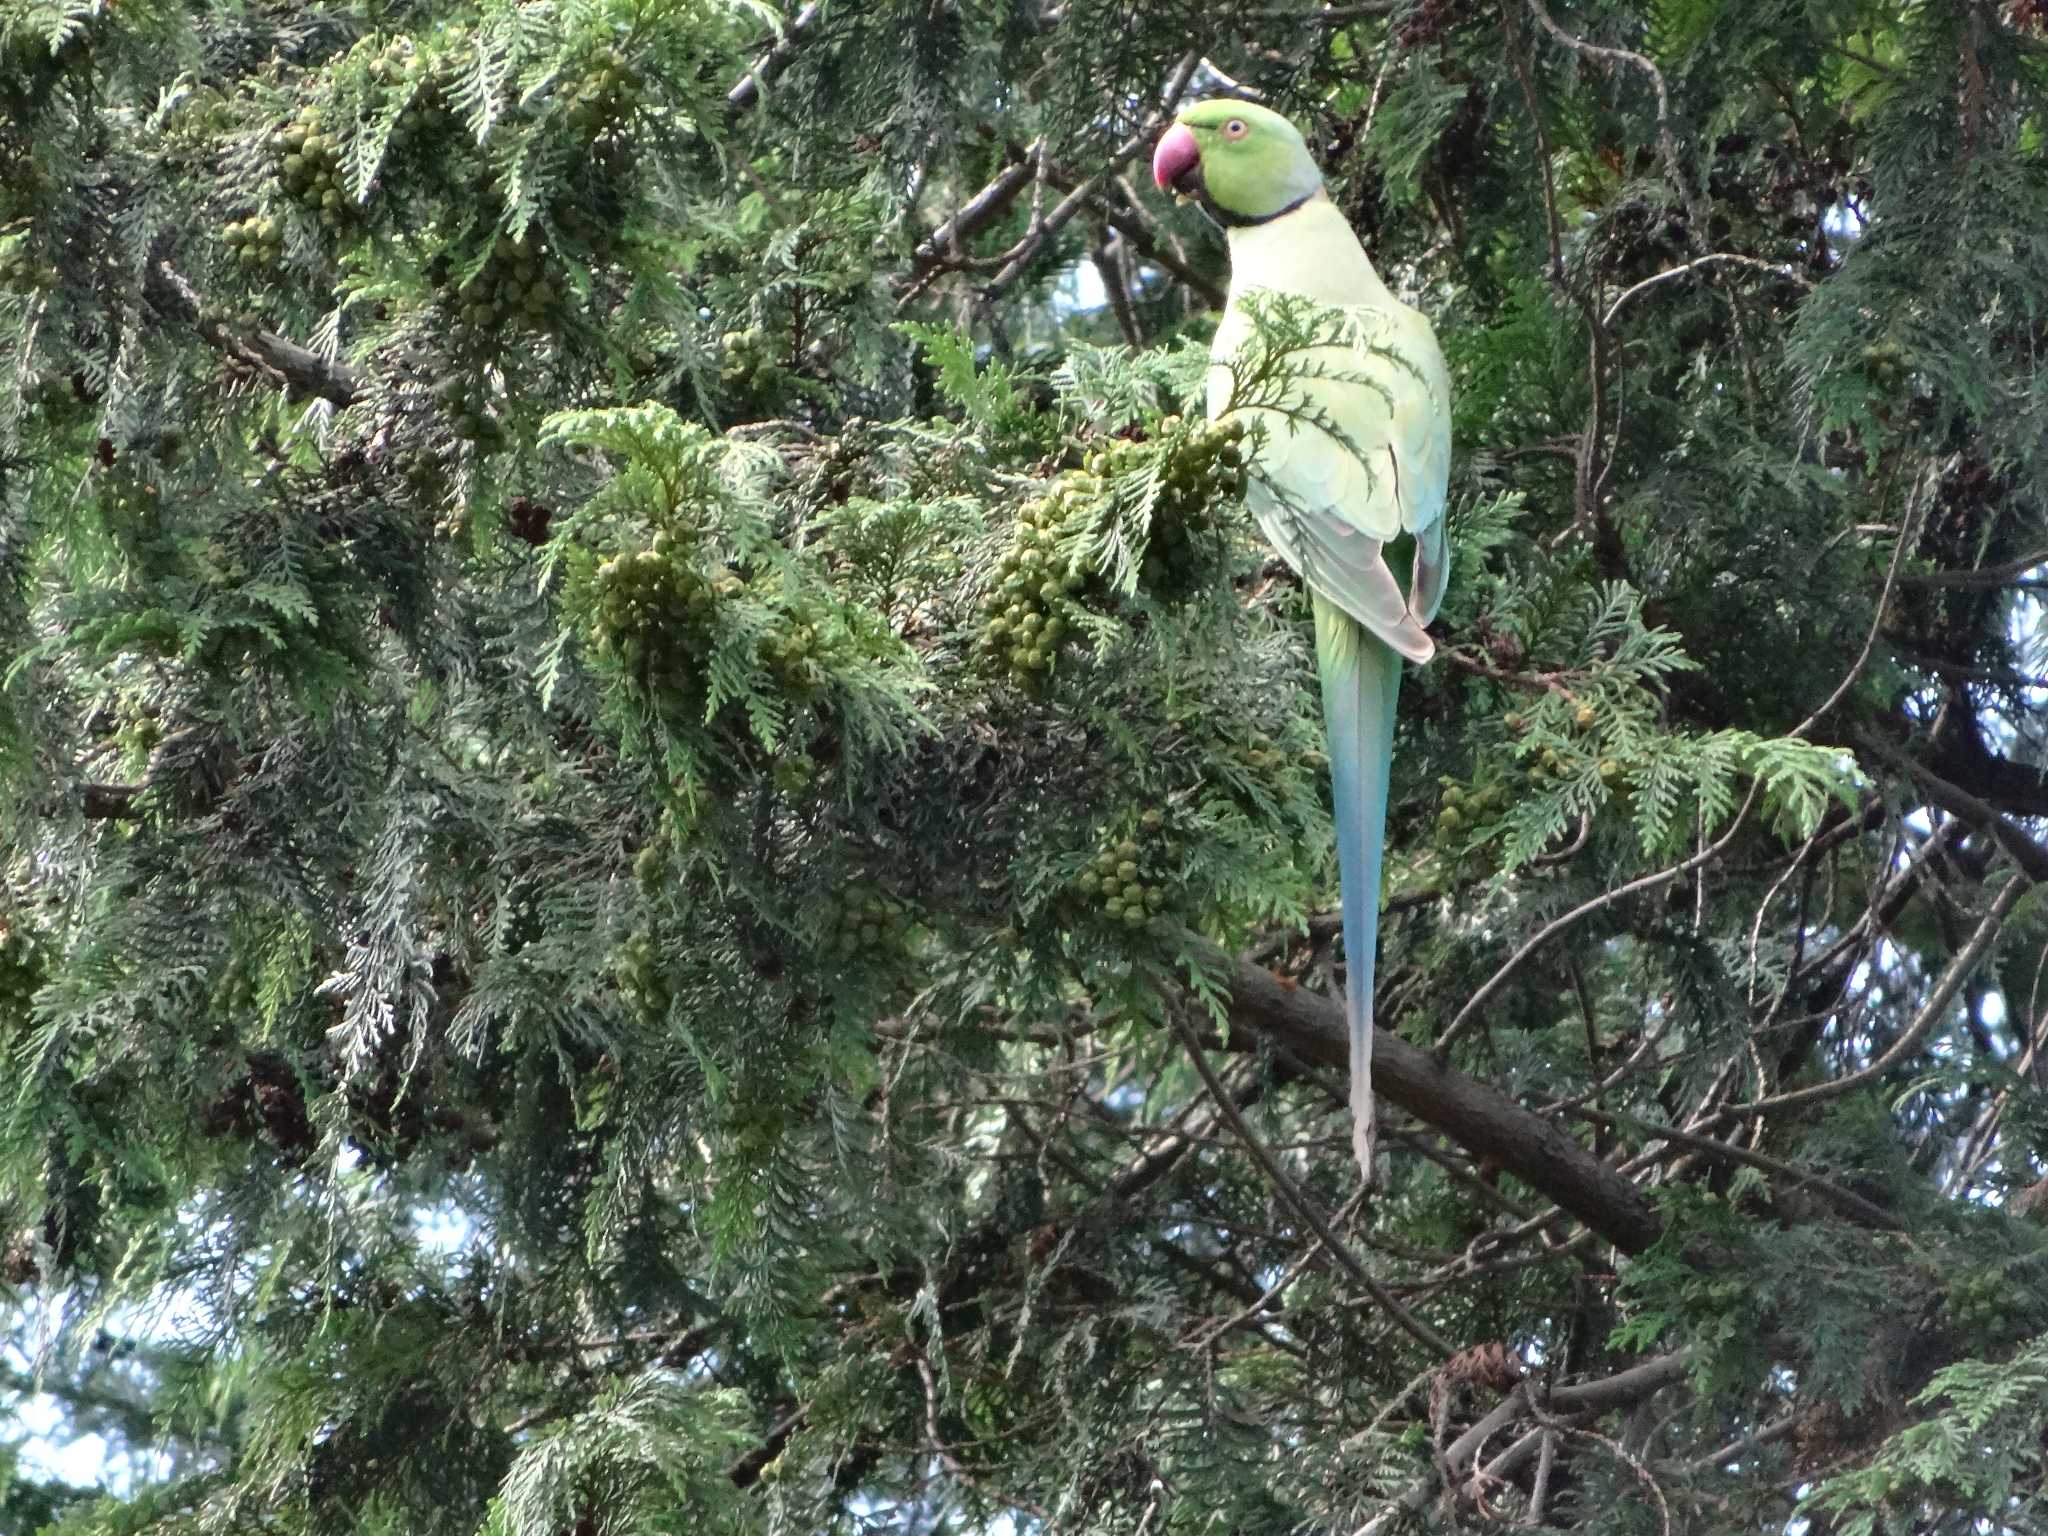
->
(1223, 118, 1249, 139)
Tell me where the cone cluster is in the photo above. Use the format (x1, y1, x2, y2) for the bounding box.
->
(612, 929, 669, 1021)
(588, 534, 848, 713)
(274, 105, 352, 229)
(823, 888, 907, 961)
(978, 487, 1089, 683)
(718, 326, 779, 396)
(1073, 810, 1173, 929)
(1089, 415, 1247, 600)
(1435, 776, 1509, 841)
(432, 376, 504, 446)
(459, 239, 561, 331)
(590, 532, 723, 682)
(221, 214, 283, 269)
(560, 45, 643, 136)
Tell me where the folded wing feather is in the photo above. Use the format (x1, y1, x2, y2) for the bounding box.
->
(1214, 295, 1452, 659)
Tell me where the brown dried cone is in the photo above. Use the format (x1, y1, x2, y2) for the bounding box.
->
(2012, 1173, 2048, 1223)
(1792, 1394, 1906, 1477)
(1792, 1398, 1857, 1476)
(1451, 1340, 1527, 1393)
(1, 1234, 34, 1285)
(1430, 1340, 1526, 1448)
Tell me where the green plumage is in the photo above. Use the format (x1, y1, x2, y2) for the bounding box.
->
(1164, 100, 1452, 1181)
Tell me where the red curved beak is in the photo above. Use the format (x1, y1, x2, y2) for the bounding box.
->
(1152, 122, 1199, 193)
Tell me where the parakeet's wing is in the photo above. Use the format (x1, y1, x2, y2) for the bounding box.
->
(1209, 293, 1451, 658)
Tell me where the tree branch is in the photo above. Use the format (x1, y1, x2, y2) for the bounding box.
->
(1868, 737, 2048, 883)
(726, 2, 822, 114)
(980, 52, 1200, 301)
(145, 261, 362, 407)
(1166, 1003, 1453, 1356)
(1042, 164, 1227, 308)
(1601, 252, 1813, 328)
(1356, 1352, 1690, 1533)
(1432, 781, 1766, 1060)
(1724, 870, 2026, 1118)
(906, 145, 1042, 283)
(1569, 1108, 1902, 1230)
(1218, 958, 1666, 1255)
(1895, 547, 2048, 589)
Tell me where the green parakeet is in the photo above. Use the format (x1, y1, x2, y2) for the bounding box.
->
(1154, 100, 1450, 1182)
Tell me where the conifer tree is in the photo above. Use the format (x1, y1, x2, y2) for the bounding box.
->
(3, 1, 2046, 1532)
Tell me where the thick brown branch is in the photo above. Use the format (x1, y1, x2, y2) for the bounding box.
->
(980, 52, 1200, 302)
(907, 147, 1041, 280)
(1895, 547, 2048, 589)
(1926, 712, 2048, 818)
(1570, 1109, 1901, 1230)
(146, 261, 362, 407)
(1042, 164, 1227, 308)
(1219, 959, 1666, 1255)
(1868, 738, 2048, 883)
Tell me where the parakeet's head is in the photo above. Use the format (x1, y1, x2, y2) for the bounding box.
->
(1151, 100, 1323, 224)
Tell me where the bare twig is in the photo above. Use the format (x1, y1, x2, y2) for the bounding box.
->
(1570, 1108, 1901, 1229)
(1441, 647, 1581, 699)
(1502, 5, 1563, 285)
(980, 51, 1201, 301)
(1522, 1416, 1674, 1536)
(1166, 1003, 1453, 1355)
(1526, 0, 1688, 229)
(1790, 482, 1924, 740)
(1043, 164, 1227, 307)
(1355, 1354, 1689, 1535)
(1867, 738, 2048, 884)
(145, 261, 361, 407)
(908, 145, 1042, 281)
(916, 1352, 1055, 1521)
(1683, 1413, 1798, 1475)
(1433, 781, 1768, 1059)
(1529, 1428, 1557, 1524)
(1091, 223, 1144, 346)
(1602, 252, 1814, 328)
(1724, 871, 2026, 1119)
(1186, 1191, 1362, 1349)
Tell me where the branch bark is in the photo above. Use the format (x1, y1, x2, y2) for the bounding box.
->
(907, 146, 1041, 281)
(726, 2, 822, 114)
(1042, 162, 1226, 308)
(145, 261, 362, 407)
(1219, 959, 1666, 1255)
(1868, 737, 2048, 883)
(980, 52, 1200, 301)
(1357, 1352, 1691, 1533)
(1895, 547, 2048, 588)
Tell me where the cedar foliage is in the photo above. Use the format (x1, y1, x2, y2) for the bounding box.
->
(2, 0, 2046, 1532)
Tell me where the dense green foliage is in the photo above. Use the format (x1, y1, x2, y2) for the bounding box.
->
(3, 0, 2046, 1532)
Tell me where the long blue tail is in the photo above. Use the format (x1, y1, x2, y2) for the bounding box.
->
(1313, 596, 1402, 1183)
